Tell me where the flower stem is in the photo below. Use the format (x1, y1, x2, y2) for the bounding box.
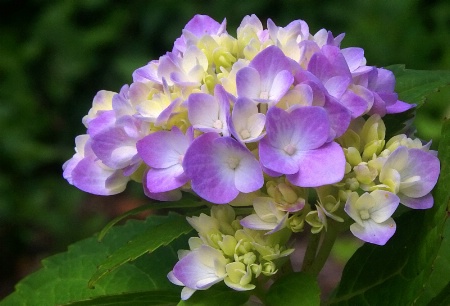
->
(307, 222, 338, 276)
(301, 231, 321, 272)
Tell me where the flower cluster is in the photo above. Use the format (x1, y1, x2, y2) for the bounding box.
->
(168, 205, 293, 300)
(63, 14, 440, 299)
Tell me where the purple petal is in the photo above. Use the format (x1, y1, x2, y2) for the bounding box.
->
(283, 106, 330, 150)
(87, 111, 116, 137)
(398, 193, 434, 209)
(142, 169, 182, 201)
(236, 67, 261, 99)
(323, 97, 351, 139)
(372, 68, 395, 92)
(188, 93, 220, 129)
(287, 142, 345, 187)
(268, 70, 294, 102)
(339, 87, 372, 118)
(229, 97, 265, 142)
(71, 157, 128, 195)
(325, 76, 350, 99)
(350, 218, 396, 245)
(172, 245, 226, 290)
(132, 60, 160, 83)
(259, 106, 331, 175)
(91, 127, 138, 169)
(259, 108, 301, 174)
(146, 165, 189, 193)
(369, 191, 400, 223)
(137, 127, 190, 169)
(401, 148, 440, 197)
(249, 46, 292, 85)
(386, 100, 415, 114)
(341, 47, 365, 72)
(155, 98, 183, 127)
(183, 15, 225, 38)
(240, 214, 277, 231)
(234, 154, 264, 193)
(183, 133, 236, 203)
(184, 133, 262, 204)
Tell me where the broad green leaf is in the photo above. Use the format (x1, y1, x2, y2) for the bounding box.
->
(177, 284, 250, 306)
(265, 272, 320, 306)
(387, 65, 450, 107)
(415, 218, 450, 305)
(89, 214, 193, 288)
(382, 107, 416, 140)
(325, 119, 450, 306)
(62, 290, 179, 306)
(0, 214, 190, 306)
(427, 282, 450, 306)
(98, 194, 204, 241)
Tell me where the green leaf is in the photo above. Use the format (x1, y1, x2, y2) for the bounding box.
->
(427, 282, 450, 306)
(62, 290, 179, 306)
(177, 284, 250, 306)
(325, 119, 450, 306)
(0, 214, 191, 306)
(387, 65, 450, 107)
(414, 217, 450, 305)
(98, 195, 204, 241)
(265, 272, 320, 306)
(382, 108, 416, 140)
(89, 214, 193, 288)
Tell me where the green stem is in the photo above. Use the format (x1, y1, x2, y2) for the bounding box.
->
(307, 223, 338, 276)
(301, 231, 321, 272)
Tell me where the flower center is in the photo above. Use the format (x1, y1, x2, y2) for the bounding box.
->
(226, 156, 240, 170)
(360, 209, 370, 220)
(240, 129, 251, 139)
(213, 119, 223, 129)
(260, 91, 269, 100)
(283, 144, 296, 156)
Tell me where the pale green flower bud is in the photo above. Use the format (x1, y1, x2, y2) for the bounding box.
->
(265, 180, 306, 212)
(361, 114, 386, 146)
(288, 214, 305, 232)
(218, 235, 238, 257)
(241, 252, 257, 265)
(235, 239, 254, 255)
(211, 205, 236, 235)
(224, 262, 255, 291)
(345, 177, 360, 191)
(262, 261, 278, 276)
(250, 263, 262, 278)
(213, 48, 237, 70)
(231, 219, 243, 232)
(338, 128, 361, 150)
(208, 232, 222, 249)
(187, 237, 203, 250)
(362, 140, 385, 161)
(305, 207, 327, 234)
(187, 213, 219, 236)
(204, 74, 216, 93)
(345, 162, 352, 174)
(354, 163, 377, 185)
(345, 147, 363, 166)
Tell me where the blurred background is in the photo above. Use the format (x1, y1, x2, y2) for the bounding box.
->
(1, 0, 449, 299)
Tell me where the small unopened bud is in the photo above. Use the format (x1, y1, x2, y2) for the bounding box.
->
(354, 163, 377, 185)
(289, 214, 305, 232)
(344, 147, 362, 166)
(362, 140, 385, 161)
(218, 235, 238, 257)
(262, 261, 278, 276)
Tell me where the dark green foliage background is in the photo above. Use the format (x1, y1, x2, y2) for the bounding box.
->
(1, 0, 449, 300)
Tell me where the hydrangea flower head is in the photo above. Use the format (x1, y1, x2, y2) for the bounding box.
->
(63, 14, 441, 300)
